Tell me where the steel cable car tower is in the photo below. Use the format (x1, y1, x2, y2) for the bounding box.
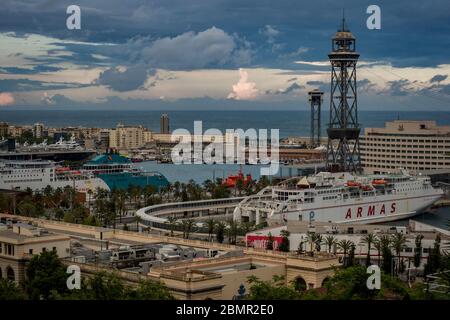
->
(309, 89, 324, 148)
(326, 16, 362, 173)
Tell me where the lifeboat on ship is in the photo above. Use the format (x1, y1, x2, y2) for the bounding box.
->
(346, 181, 361, 188)
(361, 185, 373, 191)
(372, 179, 386, 186)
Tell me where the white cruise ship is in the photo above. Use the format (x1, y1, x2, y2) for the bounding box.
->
(0, 160, 110, 193)
(233, 170, 444, 224)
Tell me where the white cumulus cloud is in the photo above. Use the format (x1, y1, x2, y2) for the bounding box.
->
(0, 92, 15, 106)
(227, 68, 258, 100)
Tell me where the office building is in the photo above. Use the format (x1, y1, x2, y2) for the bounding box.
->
(360, 120, 450, 174)
(160, 114, 170, 134)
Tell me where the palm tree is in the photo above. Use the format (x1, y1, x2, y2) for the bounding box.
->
(227, 219, 239, 245)
(338, 239, 354, 267)
(324, 235, 337, 253)
(378, 234, 393, 273)
(182, 219, 195, 239)
(166, 216, 178, 237)
(87, 189, 93, 214)
(135, 215, 142, 232)
(215, 221, 226, 243)
(361, 234, 377, 266)
(240, 221, 254, 236)
(391, 232, 408, 274)
(373, 238, 382, 267)
(315, 234, 323, 252)
(206, 219, 216, 241)
(306, 233, 318, 253)
(173, 181, 181, 200)
(414, 234, 424, 268)
(43, 185, 54, 209)
(143, 185, 155, 206)
(115, 189, 127, 222)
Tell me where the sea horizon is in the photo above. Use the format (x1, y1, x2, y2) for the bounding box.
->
(1, 109, 449, 138)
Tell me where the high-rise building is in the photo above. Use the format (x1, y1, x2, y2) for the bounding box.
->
(360, 120, 450, 174)
(0, 122, 9, 139)
(109, 124, 145, 150)
(160, 113, 170, 134)
(33, 123, 45, 138)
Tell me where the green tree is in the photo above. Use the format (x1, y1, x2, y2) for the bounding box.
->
(315, 234, 323, 252)
(307, 233, 319, 253)
(166, 216, 178, 237)
(181, 219, 195, 239)
(373, 238, 383, 267)
(337, 239, 354, 267)
(0, 279, 27, 300)
(391, 232, 408, 274)
(246, 275, 301, 300)
(278, 230, 290, 252)
(424, 234, 442, 275)
(324, 265, 377, 300)
(266, 232, 274, 250)
(227, 219, 239, 245)
(206, 219, 216, 241)
(17, 200, 36, 217)
(324, 265, 410, 300)
(347, 243, 356, 267)
(127, 280, 175, 300)
(84, 271, 126, 300)
(215, 221, 226, 243)
(25, 251, 68, 300)
(379, 235, 393, 274)
(324, 235, 337, 254)
(361, 234, 377, 267)
(414, 234, 424, 268)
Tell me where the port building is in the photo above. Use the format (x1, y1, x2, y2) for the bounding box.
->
(361, 120, 450, 175)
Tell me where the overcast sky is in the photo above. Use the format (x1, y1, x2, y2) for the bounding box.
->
(0, 0, 449, 110)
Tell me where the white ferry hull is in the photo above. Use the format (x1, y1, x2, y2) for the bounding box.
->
(1, 160, 110, 193)
(0, 178, 110, 193)
(234, 170, 445, 225)
(282, 193, 443, 224)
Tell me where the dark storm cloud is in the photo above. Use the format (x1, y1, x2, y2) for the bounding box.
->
(357, 79, 376, 92)
(0, 79, 88, 92)
(266, 82, 304, 95)
(430, 74, 448, 83)
(95, 66, 155, 92)
(306, 80, 329, 92)
(1, 0, 450, 69)
(0, 65, 63, 74)
(385, 79, 410, 96)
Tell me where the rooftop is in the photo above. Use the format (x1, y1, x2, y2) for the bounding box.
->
(365, 120, 450, 135)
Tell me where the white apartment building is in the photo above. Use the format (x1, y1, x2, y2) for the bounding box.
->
(33, 123, 45, 138)
(360, 120, 450, 174)
(108, 124, 146, 150)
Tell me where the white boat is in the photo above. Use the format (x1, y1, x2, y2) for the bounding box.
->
(0, 160, 110, 193)
(233, 169, 444, 224)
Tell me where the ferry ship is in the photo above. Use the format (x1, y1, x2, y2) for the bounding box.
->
(0, 160, 110, 193)
(82, 152, 169, 191)
(233, 170, 444, 224)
